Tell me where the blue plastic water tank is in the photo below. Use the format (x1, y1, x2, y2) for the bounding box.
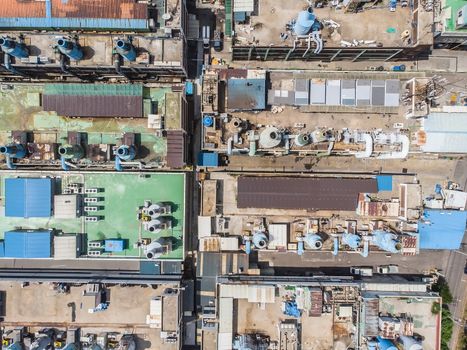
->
(293, 8, 316, 36)
(203, 115, 214, 127)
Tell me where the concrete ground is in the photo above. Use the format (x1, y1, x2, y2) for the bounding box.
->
(0, 282, 179, 350)
(236, 298, 334, 350)
(236, 0, 412, 47)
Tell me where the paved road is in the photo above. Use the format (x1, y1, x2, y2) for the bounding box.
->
(445, 241, 467, 349)
(259, 250, 450, 274)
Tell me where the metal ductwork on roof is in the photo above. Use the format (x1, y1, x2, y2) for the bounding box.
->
(116, 39, 136, 62)
(145, 238, 172, 260)
(57, 38, 83, 61)
(252, 231, 268, 249)
(0, 143, 27, 169)
(0, 37, 28, 58)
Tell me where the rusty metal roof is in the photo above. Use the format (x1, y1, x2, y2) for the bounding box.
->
(237, 177, 378, 211)
(0, 0, 45, 18)
(0, 0, 146, 19)
(51, 0, 147, 19)
(166, 130, 186, 168)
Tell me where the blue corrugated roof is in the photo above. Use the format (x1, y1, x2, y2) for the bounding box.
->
(0, 18, 148, 31)
(198, 152, 219, 167)
(227, 78, 266, 111)
(5, 178, 52, 218)
(4, 231, 52, 258)
(0, 241, 4, 258)
(376, 175, 393, 191)
(419, 209, 467, 249)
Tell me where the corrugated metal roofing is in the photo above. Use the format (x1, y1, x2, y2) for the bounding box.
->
(44, 84, 143, 96)
(0, 0, 148, 30)
(419, 209, 467, 249)
(4, 231, 52, 258)
(166, 130, 186, 168)
(42, 84, 143, 118)
(0, 0, 146, 19)
(5, 178, 52, 218)
(227, 78, 266, 111)
(421, 112, 467, 153)
(51, 0, 147, 19)
(43, 95, 143, 118)
(237, 177, 378, 211)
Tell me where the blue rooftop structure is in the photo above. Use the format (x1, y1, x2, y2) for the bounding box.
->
(376, 175, 393, 191)
(105, 239, 125, 252)
(227, 78, 267, 111)
(5, 178, 53, 218)
(419, 209, 467, 249)
(4, 231, 53, 258)
(198, 152, 219, 167)
(0, 241, 4, 258)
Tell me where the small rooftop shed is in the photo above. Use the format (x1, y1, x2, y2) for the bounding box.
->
(5, 178, 53, 218)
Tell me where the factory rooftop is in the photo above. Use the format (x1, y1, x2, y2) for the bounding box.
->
(0, 0, 179, 32)
(212, 275, 440, 350)
(227, 0, 434, 61)
(0, 83, 189, 170)
(0, 171, 187, 260)
(0, 281, 183, 349)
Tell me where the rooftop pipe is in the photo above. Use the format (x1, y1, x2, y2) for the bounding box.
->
(57, 38, 83, 61)
(0, 143, 26, 169)
(0, 37, 28, 58)
(116, 39, 136, 62)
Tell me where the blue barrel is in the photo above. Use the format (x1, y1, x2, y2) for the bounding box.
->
(203, 115, 214, 127)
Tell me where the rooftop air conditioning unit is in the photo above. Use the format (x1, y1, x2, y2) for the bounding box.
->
(84, 206, 98, 212)
(87, 250, 102, 256)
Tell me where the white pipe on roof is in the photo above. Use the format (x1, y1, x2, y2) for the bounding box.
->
(376, 134, 409, 159)
(354, 132, 373, 158)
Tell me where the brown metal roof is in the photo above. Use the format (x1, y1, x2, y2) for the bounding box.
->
(51, 0, 147, 19)
(42, 95, 143, 118)
(237, 177, 378, 211)
(166, 130, 186, 168)
(0, 0, 146, 19)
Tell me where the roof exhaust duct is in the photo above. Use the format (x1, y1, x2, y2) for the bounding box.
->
(57, 38, 83, 61)
(252, 231, 268, 249)
(145, 238, 172, 260)
(0, 143, 26, 169)
(303, 233, 323, 250)
(116, 39, 136, 62)
(0, 37, 28, 58)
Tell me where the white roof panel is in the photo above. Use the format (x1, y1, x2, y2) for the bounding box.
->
(268, 223, 288, 249)
(233, 0, 254, 12)
(198, 216, 212, 238)
(53, 235, 78, 259)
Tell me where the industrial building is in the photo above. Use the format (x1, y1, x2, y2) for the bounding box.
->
(0, 82, 191, 170)
(0, 172, 187, 261)
(434, 0, 467, 48)
(221, 0, 433, 61)
(0, 280, 185, 349)
(200, 68, 412, 164)
(0, 0, 188, 80)
(211, 274, 440, 350)
(198, 172, 426, 257)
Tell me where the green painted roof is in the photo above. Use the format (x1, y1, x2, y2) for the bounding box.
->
(44, 83, 144, 96)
